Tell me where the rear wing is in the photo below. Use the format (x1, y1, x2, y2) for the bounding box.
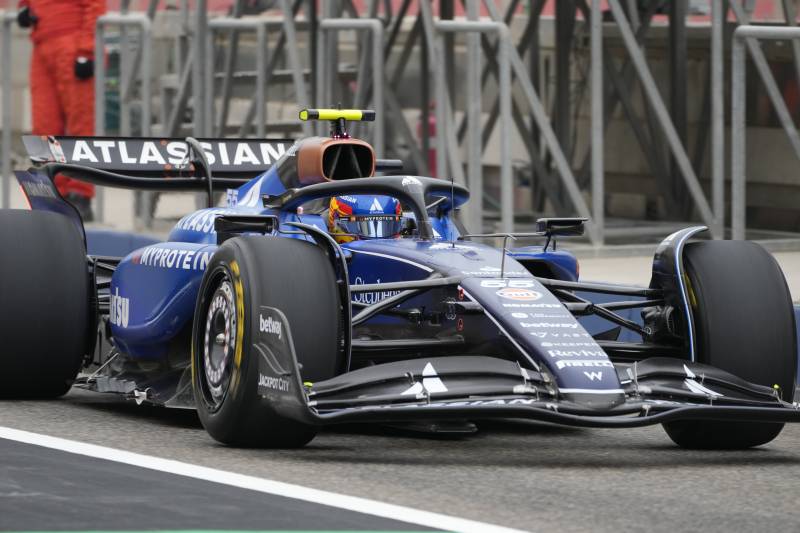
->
(23, 135, 294, 178)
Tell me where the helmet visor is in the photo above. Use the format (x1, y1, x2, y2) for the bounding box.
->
(337, 215, 402, 239)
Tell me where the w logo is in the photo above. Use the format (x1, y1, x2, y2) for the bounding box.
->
(583, 371, 603, 381)
(369, 197, 383, 213)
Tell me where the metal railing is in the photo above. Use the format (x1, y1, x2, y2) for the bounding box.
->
(1, 12, 14, 210)
(207, 14, 310, 139)
(434, 20, 511, 233)
(731, 25, 800, 240)
(317, 18, 385, 158)
(5, 2, 800, 245)
(95, 12, 152, 224)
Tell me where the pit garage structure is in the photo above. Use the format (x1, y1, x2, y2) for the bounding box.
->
(2, 1, 800, 246)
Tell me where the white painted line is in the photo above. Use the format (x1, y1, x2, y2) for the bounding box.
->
(0, 426, 527, 533)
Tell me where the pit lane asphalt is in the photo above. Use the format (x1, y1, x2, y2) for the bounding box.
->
(2, 388, 800, 533)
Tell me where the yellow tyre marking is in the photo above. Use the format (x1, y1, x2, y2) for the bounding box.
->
(231, 260, 245, 369)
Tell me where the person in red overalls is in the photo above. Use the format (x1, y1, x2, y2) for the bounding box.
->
(17, 0, 106, 221)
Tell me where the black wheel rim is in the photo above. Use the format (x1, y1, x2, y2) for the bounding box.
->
(201, 274, 237, 410)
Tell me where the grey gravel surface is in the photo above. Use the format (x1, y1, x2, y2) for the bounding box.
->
(2, 389, 800, 533)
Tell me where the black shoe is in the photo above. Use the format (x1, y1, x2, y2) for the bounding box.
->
(65, 193, 94, 222)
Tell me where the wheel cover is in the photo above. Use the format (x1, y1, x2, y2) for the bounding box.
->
(202, 278, 237, 407)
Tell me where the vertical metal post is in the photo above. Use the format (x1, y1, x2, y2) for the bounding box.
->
(420, 10, 431, 176)
(1, 15, 12, 209)
(435, 28, 448, 185)
(280, 0, 311, 136)
(193, 0, 208, 137)
(372, 22, 385, 158)
(498, 29, 512, 234)
(781, 0, 800, 85)
(308, 0, 318, 105)
(141, 29, 152, 136)
(466, 0, 481, 231)
(554, 0, 575, 159)
(711, 0, 725, 239)
(731, 34, 746, 240)
(255, 24, 266, 138)
(441, 0, 455, 109)
(140, 20, 153, 228)
(94, 21, 106, 221)
(591, 0, 604, 246)
(669, 0, 689, 212)
(119, 1, 131, 138)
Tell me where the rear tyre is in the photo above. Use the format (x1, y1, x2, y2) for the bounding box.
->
(191, 236, 342, 447)
(663, 241, 797, 449)
(0, 210, 90, 398)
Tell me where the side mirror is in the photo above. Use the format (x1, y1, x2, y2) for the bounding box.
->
(536, 217, 587, 251)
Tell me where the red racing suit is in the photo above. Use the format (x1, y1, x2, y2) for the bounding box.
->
(20, 0, 106, 198)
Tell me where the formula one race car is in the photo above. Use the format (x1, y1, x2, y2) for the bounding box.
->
(2, 109, 798, 450)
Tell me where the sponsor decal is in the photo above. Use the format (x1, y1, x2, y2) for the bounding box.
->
(402, 176, 422, 187)
(555, 360, 613, 370)
(258, 373, 291, 392)
(402, 362, 448, 396)
(461, 269, 528, 277)
(503, 303, 562, 309)
(541, 342, 599, 347)
(497, 288, 542, 301)
(109, 288, 130, 328)
(226, 189, 238, 207)
(363, 398, 538, 410)
(351, 276, 401, 305)
(20, 181, 57, 199)
(137, 246, 213, 271)
(259, 314, 283, 339)
(174, 209, 231, 234)
(511, 312, 571, 319)
(584, 371, 603, 381)
(530, 332, 591, 339)
(480, 279, 537, 288)
(519, 322, 577, 328)
(548, 349, 605, 358)
(67, 139, 286, 167)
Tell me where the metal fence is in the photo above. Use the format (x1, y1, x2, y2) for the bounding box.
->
(3, 1, 800, 244)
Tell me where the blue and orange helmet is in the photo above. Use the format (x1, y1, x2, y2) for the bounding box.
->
(328, 195, 402, 243)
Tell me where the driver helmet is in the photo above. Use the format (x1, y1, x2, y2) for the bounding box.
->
(328, 195, 402, 243)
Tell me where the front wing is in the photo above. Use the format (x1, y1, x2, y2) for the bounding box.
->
(256, 306, 800, 429)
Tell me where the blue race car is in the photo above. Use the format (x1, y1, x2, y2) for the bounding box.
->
(2, 109, 798, 449)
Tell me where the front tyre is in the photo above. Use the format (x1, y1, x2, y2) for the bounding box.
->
(663, 241, 797, 449)
(191, 236, 343, 447)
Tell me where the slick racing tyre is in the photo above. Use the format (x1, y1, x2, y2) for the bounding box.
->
(191, 236, 343, 447)
(663, 240, 797, 449)
(0, 210, 90, 397)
